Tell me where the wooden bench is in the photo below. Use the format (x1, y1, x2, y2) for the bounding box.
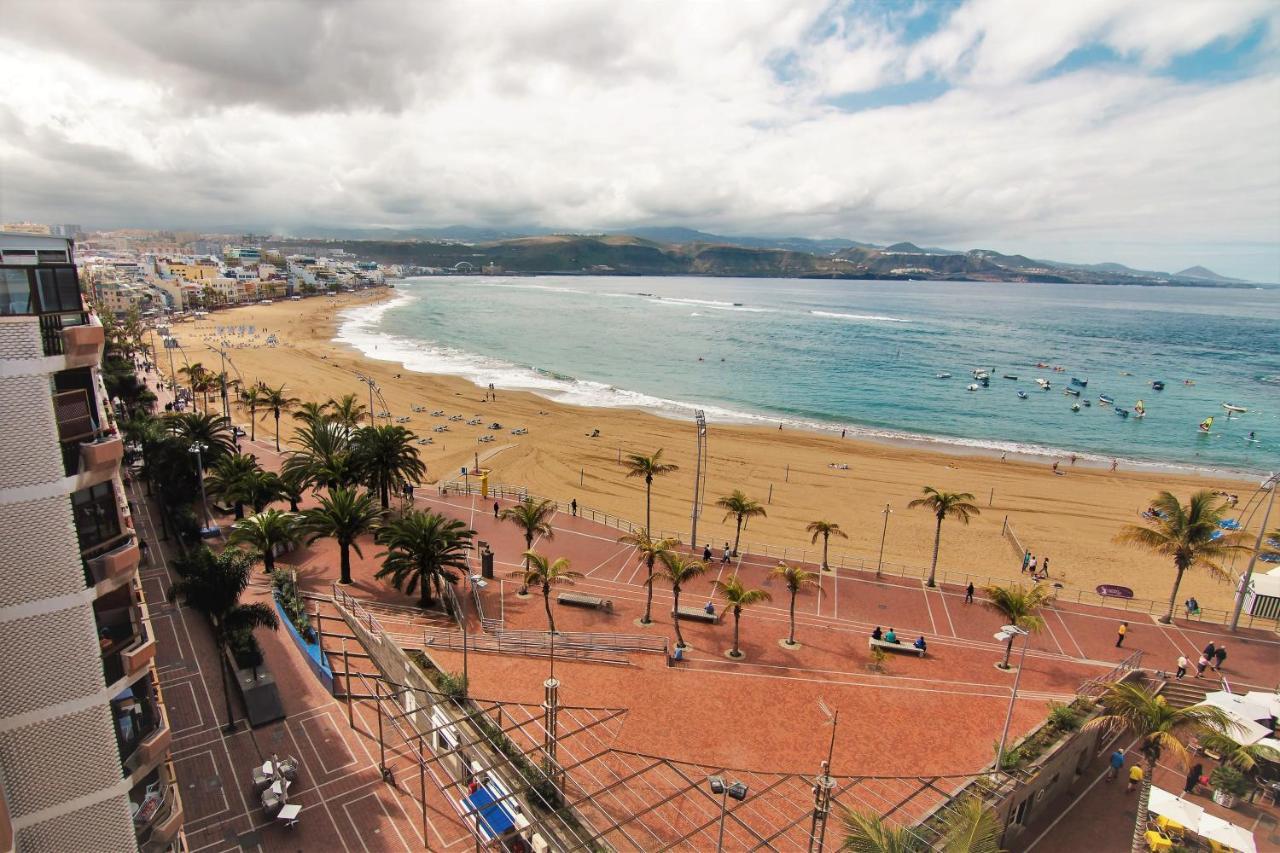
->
(558, 592, 613, 612)
(674, 606, 720, 624)
(870, 638, 924, 657)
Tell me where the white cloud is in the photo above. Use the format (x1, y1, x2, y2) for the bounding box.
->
(0, 0, 1277, 279)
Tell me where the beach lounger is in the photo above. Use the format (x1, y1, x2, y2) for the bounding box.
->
(431, 410, 445, 416)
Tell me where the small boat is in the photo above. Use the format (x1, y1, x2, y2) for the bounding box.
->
(1064, 387, 1080, 397)
(972, 369, 990, 380)
(1071, 403, 1081, 412)
(1082, 400, 1092, 407)
(1017, 391, 1029, 400)
(935, 372, 952, 379)
(1099, 394, 1115, 405)
(966, 383, 979, 391)
(1115, 407, 1129, 418)
(1002, 374, 1018, 380)
(1035, 377, 1050, 389)
(1199, 416, 1214, 433)
(1134, 400, 1146, 418)
(1151, 380, 1165, 391)
(1070, 377, 1088, 387)
(1222, 403, 1247, 414)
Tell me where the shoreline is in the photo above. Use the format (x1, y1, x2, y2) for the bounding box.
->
(164, 290, 1261, 610)
(336, 285, 1264, 483)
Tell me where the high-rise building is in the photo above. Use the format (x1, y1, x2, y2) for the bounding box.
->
(0, 234, 183, 852)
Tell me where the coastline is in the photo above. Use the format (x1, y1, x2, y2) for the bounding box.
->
(165, 289, 1261, 610)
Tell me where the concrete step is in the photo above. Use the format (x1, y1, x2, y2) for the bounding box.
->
(1159, 679, 1213, 708)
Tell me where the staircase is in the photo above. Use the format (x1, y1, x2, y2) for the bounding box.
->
(1159, 677, 1214, 708)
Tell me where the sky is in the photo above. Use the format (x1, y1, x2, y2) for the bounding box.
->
(1, 0, 1278, 281)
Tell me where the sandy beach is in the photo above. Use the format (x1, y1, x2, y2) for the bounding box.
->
(159, 290, 1262, 611)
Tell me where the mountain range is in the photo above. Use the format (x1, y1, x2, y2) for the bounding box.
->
(266, 226, 1257, 287)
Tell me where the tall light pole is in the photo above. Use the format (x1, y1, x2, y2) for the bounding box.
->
(190, 441, 211, 535)
(356, 373, 377, 425)
(994, 625, 1030, 771)
(708, 775, 747, 852)
(876, 504, 892, 578)
(1230, 472, 1278, 631)
(690, 411, 707, 548)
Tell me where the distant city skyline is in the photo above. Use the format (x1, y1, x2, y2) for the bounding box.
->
(1, 0, 1278, 281)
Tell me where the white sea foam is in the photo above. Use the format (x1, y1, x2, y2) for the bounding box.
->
(810, 310, 910, 323)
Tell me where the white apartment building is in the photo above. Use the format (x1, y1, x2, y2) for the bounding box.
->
(0, 234, 183, 852)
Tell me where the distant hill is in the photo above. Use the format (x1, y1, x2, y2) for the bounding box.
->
(1173, 265, 1243, 283)
(264, 227, 1255, 287)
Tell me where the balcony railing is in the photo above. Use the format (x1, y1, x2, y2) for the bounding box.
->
(132, 761, 184, 852)
(39, 311, 89, 356)
(100, 612, 154, 686)
(83, 534, 137, 587)
(117, 681, 171, 777)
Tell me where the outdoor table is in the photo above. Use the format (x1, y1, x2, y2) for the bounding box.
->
(277, 803, 301, 827)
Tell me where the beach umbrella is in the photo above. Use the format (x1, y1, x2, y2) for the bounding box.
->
(1196, 813, 1257, 853)
(1195, 694, 1272, 744)
(1146, 786, 1204, 831)
(1243, 691, 1280, 718)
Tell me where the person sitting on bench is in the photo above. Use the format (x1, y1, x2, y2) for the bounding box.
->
(883, 628, 898, 644)
(913, 636, 927, 652)
(704, 601, 716, 615)
(871, 626, 883, 640)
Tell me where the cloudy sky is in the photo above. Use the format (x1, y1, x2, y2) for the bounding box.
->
(2, 0, 1278, 280)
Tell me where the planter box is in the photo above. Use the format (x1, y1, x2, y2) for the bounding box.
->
(274, 594, 334, 693)
(1211, 788, 1238, 809)
(62, 323, 105, 367)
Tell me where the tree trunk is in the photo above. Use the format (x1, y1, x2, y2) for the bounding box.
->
(217, 636, 236, 732)
(339, 542, 352, 585)
(519, 533, 533, 594)
(380, 481, 389, 510)
(672, 585, 685, 648)
(645, 475, 652, 536)
(274, 410, 281, 452)
(234, 501, 245, 520)
(544, 584, 556, 634)
(263, 548, 275, 574)
(249, 403, 256, 441)
(822, 533, 829, 571)
(1002, 636, 1014, 668)
(732, 608, 741, 657)
(732, 516, 743, 556)
(1161, 564, 1186, 624)
(1132, 758, 1156, 852)
(642, 554, 655, 624)
(926, 516, 943, 587)
(788, 591, 797, 645)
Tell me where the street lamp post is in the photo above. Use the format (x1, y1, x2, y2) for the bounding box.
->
(708, 775, 748, 853)
(994, 625, 1030, 770)
(190, 441, 211, 535)
(876, 504, 891, 577)
(690, 411, 707, 549)
(1230, 473, 1277, 632)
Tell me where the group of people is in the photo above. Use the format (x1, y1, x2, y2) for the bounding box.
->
(1173, 641, 1228, 679)
(1020, 550, 1051, 581)
(700, 543, 734, 565)
(871, 626, 927, 652)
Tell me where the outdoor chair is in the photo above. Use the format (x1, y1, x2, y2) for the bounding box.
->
(1143, 830, 1173, 853)
(251, 766, 273, 793)
(1155, 815, 1184, 841)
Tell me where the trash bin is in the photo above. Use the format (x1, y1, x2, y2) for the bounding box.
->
(481, 548, 494, 579)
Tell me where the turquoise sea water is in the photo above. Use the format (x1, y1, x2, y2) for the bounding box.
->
(339, 276, 1280, 476)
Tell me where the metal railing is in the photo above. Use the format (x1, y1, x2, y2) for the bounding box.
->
(1078, 649, 1144, 698)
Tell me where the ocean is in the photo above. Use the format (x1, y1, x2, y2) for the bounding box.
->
(338, 276, 1280, 476)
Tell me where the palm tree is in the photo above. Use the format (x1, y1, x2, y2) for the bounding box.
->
(241, 469, 285, 513)
(839, 795, 1002, 852)
(262, 384, 300, 452)
(1084, 683, 1232, 853)
(908, 487, 980, 587)
(713, 574, 771, 658)
(279, 466, 307, 513)
(982, 583, 1053, 668)
(352, 424, 426, 509)
(204, 452, 262, 519)
(300, 486, 382, 585)
(771, 562, 820, 646)
(715, 490, 767, 556)
(1197, 728, 1280, 775)
(621, 449, 679, 535)
(123, 414, 167, 496)
(178, 362, 206, 410)
(327, 393, 368, 428)
(806, 519, 848, 571)
(284, 418, 355, 491)
(241, 384, 264, 442)
(228, 509, 300, 573)
(375, 510, 474, 607)
(499, 497, 557, 592)
(165, 411, 236, 461)
(1116, 490, 1246, 623)
(170, 545, 279, 732)
(618, 528, 677, 625)
(514, 551, 582, 634)
(292, 400, 329, 428)
(647, 552, 707, 649)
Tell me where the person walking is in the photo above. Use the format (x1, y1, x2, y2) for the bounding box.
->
(1175, 655, 1188, 679)
(1184, 763, 1204, 795)
(965, 581, 975, 604)
(1028, 555, 1038, 576)
(1040, 557, 1050, 578)
(493, 500, 500, 518)
(1106, 748, 1125, 781)
(721, 543, 731, 565)
(702, 543, 712, 563)
(1126, 762, 1143, 793)
(570, 498, 577, 517)
(1213, 645, 1227, 672)
(1202, 641, 1216, 667)
(1115, 621, 1128, 647)
(1195, 654, 1210, 678)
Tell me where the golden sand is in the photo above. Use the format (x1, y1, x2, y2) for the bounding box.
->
(159, 290, 1258, 611)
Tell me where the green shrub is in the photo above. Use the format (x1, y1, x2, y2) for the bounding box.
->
(1210, 765, 1249, 796)
(1048, 701, 1081, 731)
(436, 670, 468, 699)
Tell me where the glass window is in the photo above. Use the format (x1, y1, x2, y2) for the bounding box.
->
(72, 481, 121, 551)
(56, 267, 80, 309)
(32, 266, 81, 312)
(0, 268, 32, 315)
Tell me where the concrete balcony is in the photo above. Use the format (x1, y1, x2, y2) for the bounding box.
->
(127, 700, 172, 778)
(79, 434, 124, 476)
(134, 761, 185, 853)
(61, 322, 105, 368)
(122, 630, 157, 678)
(86, 537, 139, 586)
